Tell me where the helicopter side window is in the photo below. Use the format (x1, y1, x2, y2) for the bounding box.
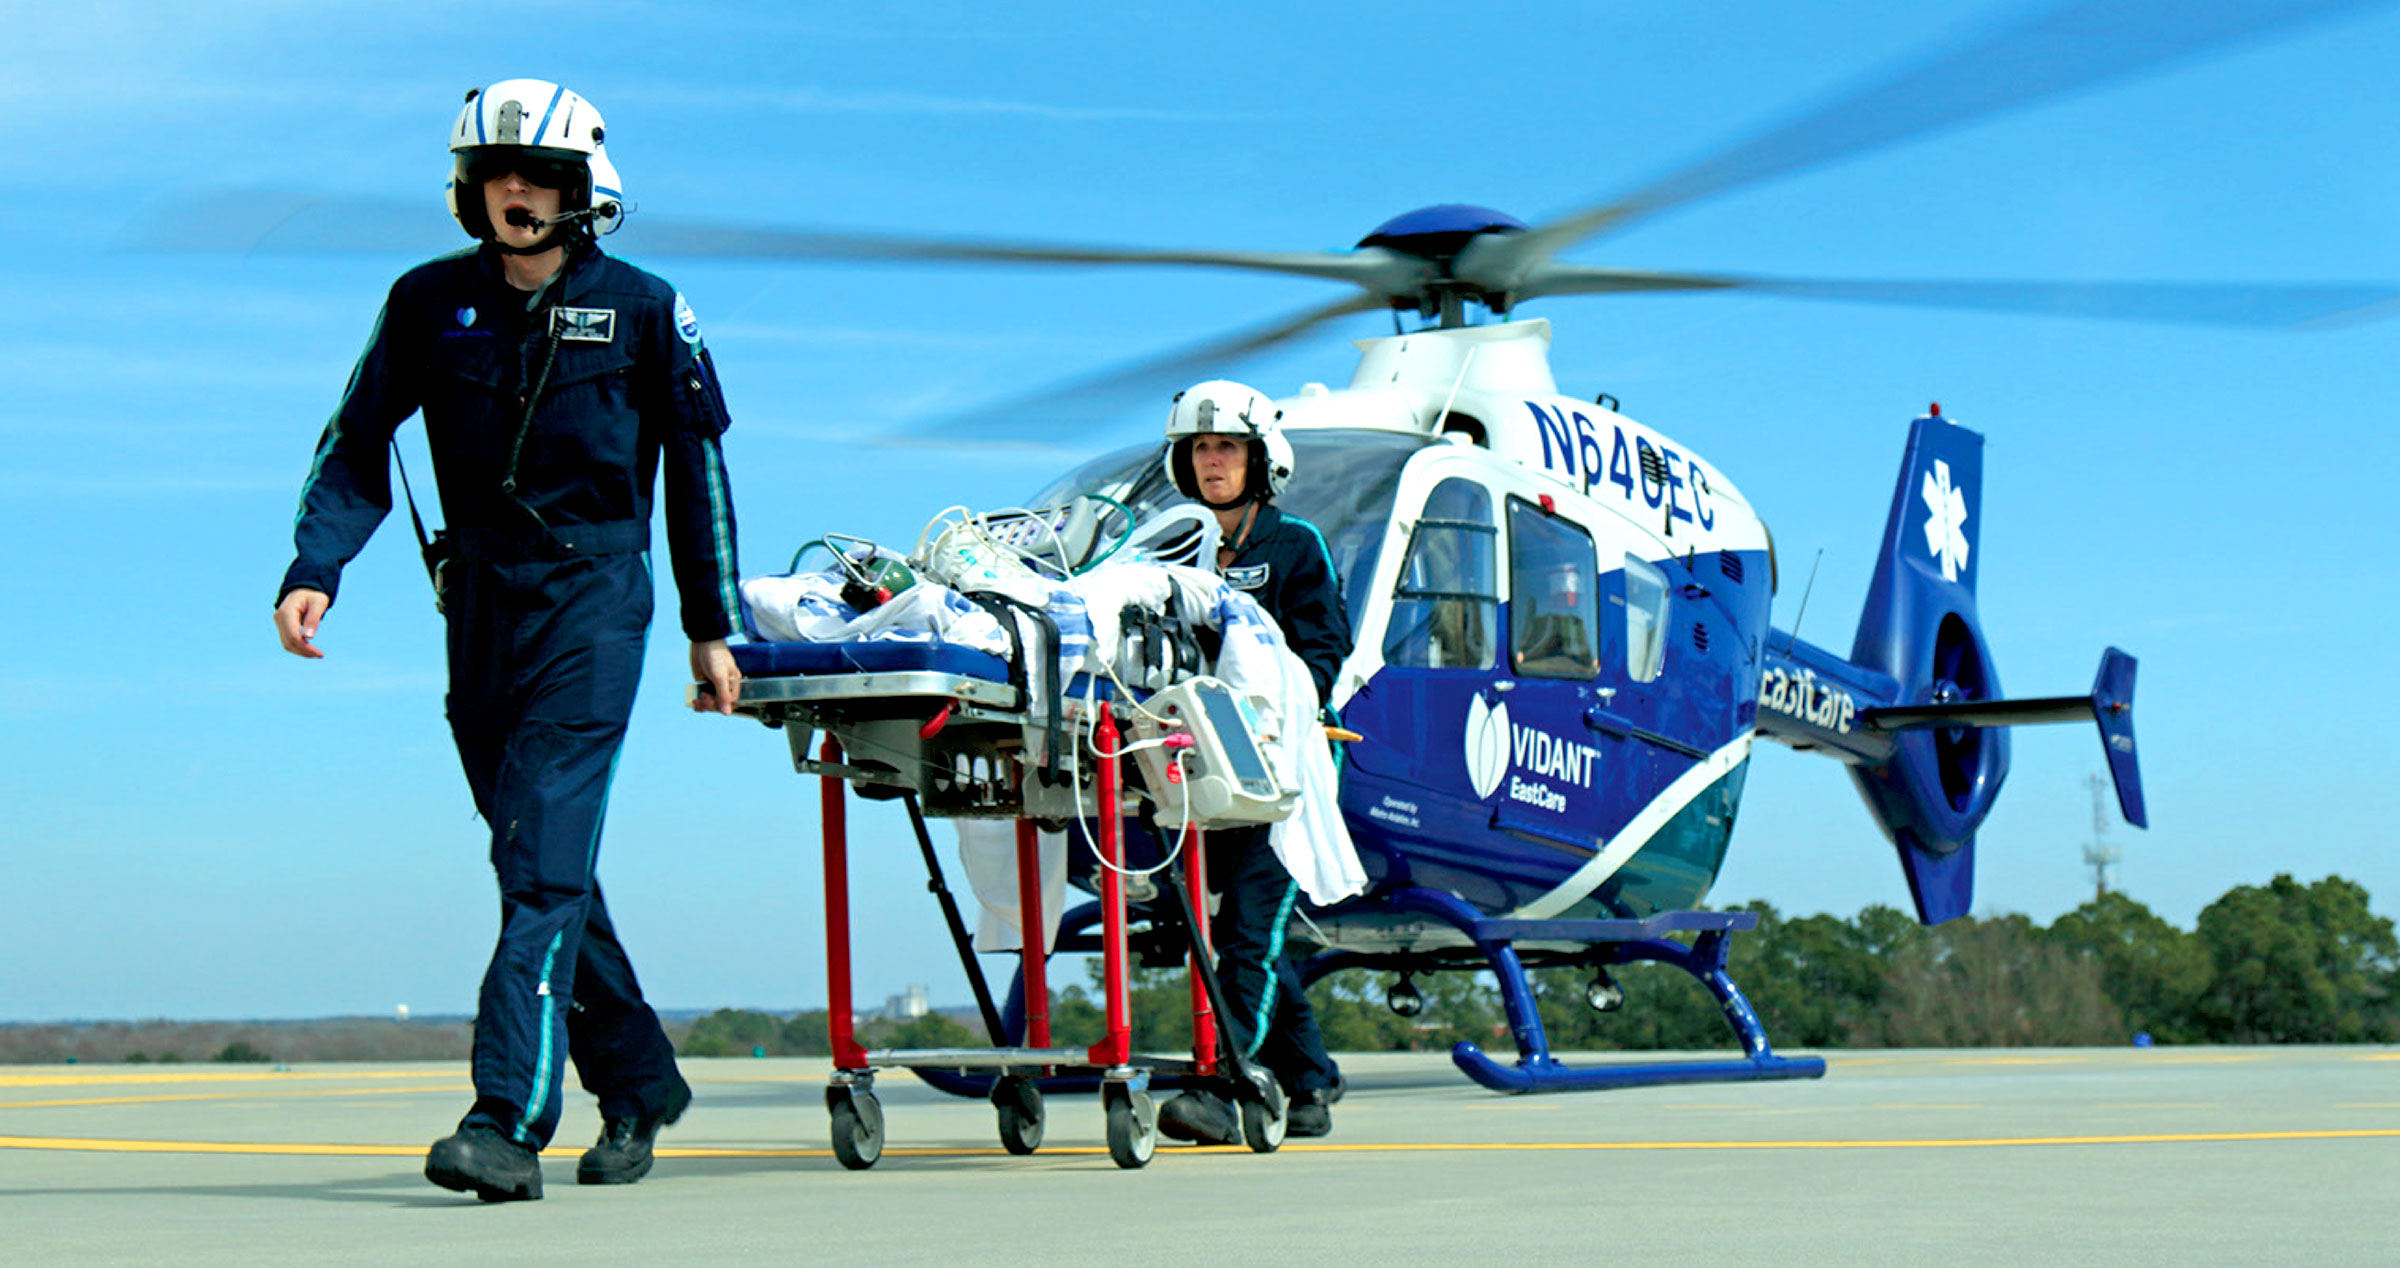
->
(1381, 478, 1497, 670)
(1508, 500, 1600, 681)
(1623, 553, 1669, 683)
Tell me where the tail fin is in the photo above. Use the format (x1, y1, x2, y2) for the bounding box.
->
(1753, 411, 2148, 924)
(1848, 411, 2009, 924)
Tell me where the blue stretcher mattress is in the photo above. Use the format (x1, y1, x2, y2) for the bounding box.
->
(731, 640, 1014, 683)
(729, 640, 1118, 708)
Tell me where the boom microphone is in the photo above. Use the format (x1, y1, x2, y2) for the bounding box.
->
(502, 202, 621, 231)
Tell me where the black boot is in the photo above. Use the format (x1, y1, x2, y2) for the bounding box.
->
(1155, 1087, 1240, 1146)
(577, 1078, 692, 1185)
(425, 1124, 543, 1202)
(1286, 1086, 1333, 1138)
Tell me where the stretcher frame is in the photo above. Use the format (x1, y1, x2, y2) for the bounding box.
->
(718, 666, 1286, 1169)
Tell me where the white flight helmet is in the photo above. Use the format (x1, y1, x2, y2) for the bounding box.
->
(1163, 379, 1293, 508)
(446, 79, 626, 242)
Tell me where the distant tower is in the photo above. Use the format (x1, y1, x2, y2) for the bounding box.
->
(2080, 773, 2120, 901)
(881, 985, 931, 1022)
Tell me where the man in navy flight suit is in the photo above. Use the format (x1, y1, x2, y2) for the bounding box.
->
(272, 80, 742, 1202)
(1151, 379, 1352, 1143)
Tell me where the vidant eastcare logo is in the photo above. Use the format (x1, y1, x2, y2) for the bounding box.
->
(1760, 667, 1857, 734)
(1464, 696, 1599, 812)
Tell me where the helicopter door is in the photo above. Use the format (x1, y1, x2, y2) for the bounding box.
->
(1338, 474, 1522, 903)
(1487, 497, 1608, 857)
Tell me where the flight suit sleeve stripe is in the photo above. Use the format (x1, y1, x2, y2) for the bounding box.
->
(1292, 517, 1339, 584)
(700, 436, 741, 629)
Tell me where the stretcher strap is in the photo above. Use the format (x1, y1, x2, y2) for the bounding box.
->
(964, 591, 1066, 785)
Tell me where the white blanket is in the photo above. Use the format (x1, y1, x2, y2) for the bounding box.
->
(740, 559, 1366, 947)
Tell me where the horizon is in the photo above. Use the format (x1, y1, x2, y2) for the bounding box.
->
(6, 0, 2398, 1022)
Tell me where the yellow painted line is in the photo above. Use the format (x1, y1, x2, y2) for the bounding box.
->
(2099, 1102, 2219, 1110)
(2153, 1055, 2264, 1065)
(2335, 1103, 2400, 1110)
(8, 1128, 2399, 1160)
(2358, 1054, 2400, 1063)
(0, 1069, 453, 1089)
(0, 1137, 430, 1157)
(1274, 1130, 2400, 1152)
(1869, 1104, 1984, 1111)
(0, 1084, 467, 1111)
(1943, 1056, 2089, 1067)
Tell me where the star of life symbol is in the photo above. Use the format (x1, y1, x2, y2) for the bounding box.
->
(1921, 459, 1970, 582)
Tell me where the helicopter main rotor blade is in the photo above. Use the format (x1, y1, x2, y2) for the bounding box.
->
(1518, 264, 2400, 327)
(122, 191, 460, 256)
(125, 189, 1433, 295)
(627, 221, 1431, 292)
(1463, 0, 2391, 290)
(891, 292, 1385, 446)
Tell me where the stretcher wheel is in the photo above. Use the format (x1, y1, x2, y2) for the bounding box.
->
(827, 1085, 884, 1171)
(1241, 1079, 1285, 1153)
(992, 1075, 1044, 1155)
(1103, 1083, 1155, 1169)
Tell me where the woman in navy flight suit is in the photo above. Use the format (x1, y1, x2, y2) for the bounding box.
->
(272, 80, 741, 1202)
(1151, 379, 1352, 1143)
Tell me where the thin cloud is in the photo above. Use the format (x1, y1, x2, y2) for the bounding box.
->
(0, 474, 291, 496)
(613, 83, 1259, 124)
(708, 321, 1112, 354)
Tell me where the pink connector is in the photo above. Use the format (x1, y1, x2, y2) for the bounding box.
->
(1161, 732, 1197, 750)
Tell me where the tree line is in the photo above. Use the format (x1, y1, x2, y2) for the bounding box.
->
(676, 872, 2397, 1058)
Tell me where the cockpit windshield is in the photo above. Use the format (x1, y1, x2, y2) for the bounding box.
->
(1027, 429, 1426, 621)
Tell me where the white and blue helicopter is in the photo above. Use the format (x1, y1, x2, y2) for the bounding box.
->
(165, 0, 2394, 1095)
(967, 271, 2149, 1094)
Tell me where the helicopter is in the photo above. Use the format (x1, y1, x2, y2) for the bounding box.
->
(931, 295, 2150, 1094)
(149, 0, 2395, 1094)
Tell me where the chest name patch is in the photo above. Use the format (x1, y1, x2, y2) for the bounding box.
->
(552, 306, 617, 343)
(1223, 562, 1271, 591)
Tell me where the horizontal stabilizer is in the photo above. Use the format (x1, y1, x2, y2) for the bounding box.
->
(1858, 647, 2145, 829)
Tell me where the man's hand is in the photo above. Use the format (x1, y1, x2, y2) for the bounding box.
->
(275, 588, 331, 659)
(690, 638, 741, 714)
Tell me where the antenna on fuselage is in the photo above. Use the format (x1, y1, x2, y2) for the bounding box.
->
(1432, 347, 1479, 436)
(1780, 548, 1825, 654)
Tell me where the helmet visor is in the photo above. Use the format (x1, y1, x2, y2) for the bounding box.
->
(459, 147, 586, 191)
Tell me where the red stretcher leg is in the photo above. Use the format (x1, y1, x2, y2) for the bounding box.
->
(1087, 709, 1132, 1069)
(822, 738, 868, 1071)
(1186, 824, 1217, 1076)
(1015, 818, 1050, 1048)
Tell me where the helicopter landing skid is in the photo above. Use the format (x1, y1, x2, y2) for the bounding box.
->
(1303, 887, 1826, 1095)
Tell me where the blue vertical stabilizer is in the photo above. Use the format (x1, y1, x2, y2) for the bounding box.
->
(1846, 413, 2010, 924)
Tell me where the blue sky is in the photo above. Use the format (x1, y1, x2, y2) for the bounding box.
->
(4, 0, 2396, 1021)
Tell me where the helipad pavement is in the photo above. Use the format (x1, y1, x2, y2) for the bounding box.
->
(4, 1047, 2395, 1267)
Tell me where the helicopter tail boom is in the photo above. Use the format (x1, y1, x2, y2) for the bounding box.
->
(1753, 410, 2146, 925)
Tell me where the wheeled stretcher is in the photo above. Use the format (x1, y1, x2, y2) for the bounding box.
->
(708, 634, 1291, 1169)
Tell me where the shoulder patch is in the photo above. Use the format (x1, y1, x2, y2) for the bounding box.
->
(673, 292, 702, 346)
